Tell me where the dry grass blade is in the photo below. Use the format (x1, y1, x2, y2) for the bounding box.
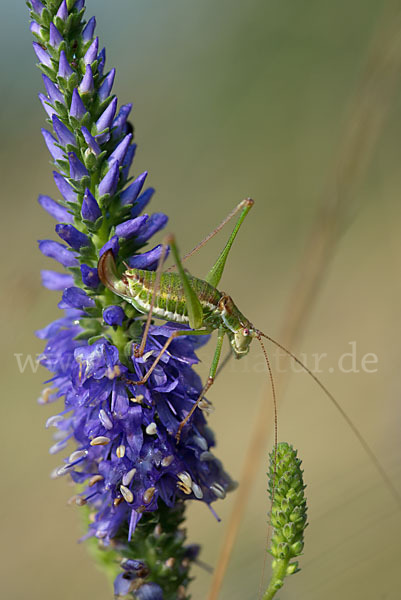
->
(208, 8, 401, 600)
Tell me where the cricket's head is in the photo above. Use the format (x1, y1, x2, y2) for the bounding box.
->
(218, 294, 256, 357)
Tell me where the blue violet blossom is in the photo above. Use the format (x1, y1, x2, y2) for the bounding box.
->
(28, 1, 234, 598)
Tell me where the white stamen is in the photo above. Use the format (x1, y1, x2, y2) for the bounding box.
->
(210, 482, 226, 499)
(161, 455, 174, 467)
(99, 409, 113, 430)
(145, 422, 157, 435)
(120, 484, 134, 504)
(75, 496, 86, 506)
(89, 474, 104, 487)
(191, 482, 204, 499)
(68, 449, 88, 463)
(116, 445, 126, 458)
(122, 468, 136, 486)
(142, 350, 154, 361)
(143, 487, 156, 504)
(105, 365, 121, 380)
(45, 414, 64, 428)
(38, 387, 54, 405)
(90, 436, 111, 446)
(178, 471, 192, 487)
(130, 394, 144, 404)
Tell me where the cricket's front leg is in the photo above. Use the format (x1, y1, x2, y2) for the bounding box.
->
(176, 327, 225, 443)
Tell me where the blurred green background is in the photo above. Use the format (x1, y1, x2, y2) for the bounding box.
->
(2, 0, 401, 598)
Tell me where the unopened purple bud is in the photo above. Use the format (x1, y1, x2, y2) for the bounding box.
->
(97, 47, 106, 76)
(31, 0, 44, 15)
(33, 42, 52, 68)
(81, 127, 101, 155)
(112, 103, 132, 139)
(98, 69, 115, 102)
(38, 93, 56, 118)
(68, 152, 88, 181)
(56, 224, 90, 250)
(38, 195, 73, 223)
(41, 270, 74, 291)
(83, 37, 98, 65)
(49, 23, 63, 48)
(53, 171, 78, 203)
(42, 74, 64, 105)
(58, 50, 74, 79)
(38, 240, 78, 267)
(98, 159, 119, 197)
(115, 215, 148, 240)
(121, 144, 136, 180)
(82, 16, 96, 42)
(131, 188, 154, 217)
(135, 583, 163, 600)
(74, 0, 85, 12)
(120, 172, 148, 206)
(108, 134, 132, 166)
(56, 0, 68, 20)
(52, 116, 76, 147)
(96, 97, 117, 133)
(79, 64, 94, 94)
(70, 88, 86, 120)
(135, 213, 168, 245)
(103, 305, 125, 326)
(81, 264, 100, 289)
(30, 21, 41, 36)
(114, 573, 136, 598)
(62, 287, 95, 309)
(42, 129, 64, 161)
(128, 245, 168, 271)
(81, 189, 101, 221)
(99, 235, 119, 257)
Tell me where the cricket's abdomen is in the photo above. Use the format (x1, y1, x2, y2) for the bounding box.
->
(121, 269, 222, 325)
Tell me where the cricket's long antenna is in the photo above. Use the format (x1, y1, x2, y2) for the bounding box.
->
(255, 333, 278, 600)
(257, 329, 401, 508)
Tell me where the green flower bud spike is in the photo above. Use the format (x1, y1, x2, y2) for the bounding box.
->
(263, 442, 308, 600)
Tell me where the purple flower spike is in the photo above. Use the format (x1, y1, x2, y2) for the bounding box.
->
(99, 235, 119, 257)
(115, 215, 148, 240)
(128, 244, 168, 271)
(42, 129, 64, 162)
(52, 115, 76, 147)
(68, 152, 89, 181)
(103, 305, 126, 326)
(96, 97, 117, 133)
(79, 64, 94, 94)
(81, 188, 101, 222)
(98, 69, 115, 102)
(108, 134, 132, 166)
(53, 171, 78, 203)
(41, 270, 74, 291)
(112, 103, 133, 139)
(81, 127, 101, 155)
(56, 224, 90, 250)
(83, 37, 99, 65)
(38, 93, 56, 118)
(62, 287, 95, 309)
(98, 159, 119, 197)
(82, 16, 96, 42)
(120, 172, 148, 206)
(58, 50, 74, 79)
(38, 194, 73, 223)
(81, 264, 100, 289)
(135, 213, 168, 245)
(38, 240, 78, 267)
(49, 23, 63, 48)
(131, 188, 155, 218)
(70, 88, 87, 120)
(31, 0, 44, 15)
(42, 74, 64, 105)
(33, 42, 52, 68)
(55, 0, 68, 20)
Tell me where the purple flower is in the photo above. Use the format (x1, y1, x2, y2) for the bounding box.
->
(103, 305, 126, 326)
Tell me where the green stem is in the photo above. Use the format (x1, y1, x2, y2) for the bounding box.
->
(262, 558, 290, 600)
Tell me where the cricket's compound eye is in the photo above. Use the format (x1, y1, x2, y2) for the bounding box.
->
(242, 328, 250, 336)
